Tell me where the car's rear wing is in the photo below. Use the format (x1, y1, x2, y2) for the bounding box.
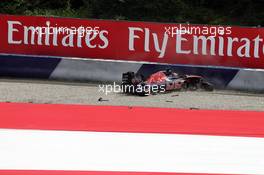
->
(122, 72, 136, 84)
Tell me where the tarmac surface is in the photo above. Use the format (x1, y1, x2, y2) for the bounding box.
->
(0, 78, 264, 111)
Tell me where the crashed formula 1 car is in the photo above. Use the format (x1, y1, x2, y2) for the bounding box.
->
(121, 69, 214, 96)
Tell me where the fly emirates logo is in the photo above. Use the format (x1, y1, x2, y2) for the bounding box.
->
(7, 20, 109, 49)
(6, 20, 264, 59)
(128, 27, 264, 59)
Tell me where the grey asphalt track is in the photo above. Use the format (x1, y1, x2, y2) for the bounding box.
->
(0, 78, 264, 111)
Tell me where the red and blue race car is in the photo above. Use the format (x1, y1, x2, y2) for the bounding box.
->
(121, 69, 214, 95)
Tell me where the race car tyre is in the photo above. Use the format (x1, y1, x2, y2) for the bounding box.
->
(201, 83, 214, 91)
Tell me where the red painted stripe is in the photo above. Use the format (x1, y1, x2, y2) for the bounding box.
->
(0, 102, 264, 137)
(0, 170, 247, 175)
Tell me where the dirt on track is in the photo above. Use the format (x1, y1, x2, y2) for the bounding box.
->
(0, 78, 264, 111)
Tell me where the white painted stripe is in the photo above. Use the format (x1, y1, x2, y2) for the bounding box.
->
(0, 129, 264, 174)
(50, 58, 142, 82)
(228, 69, 264, 91)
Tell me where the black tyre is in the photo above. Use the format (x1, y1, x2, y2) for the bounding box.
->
(201, 82, 214, 91)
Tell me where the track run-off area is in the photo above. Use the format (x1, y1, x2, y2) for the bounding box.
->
(0, 78, 264, 111)
(1, 78, 264, 175)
